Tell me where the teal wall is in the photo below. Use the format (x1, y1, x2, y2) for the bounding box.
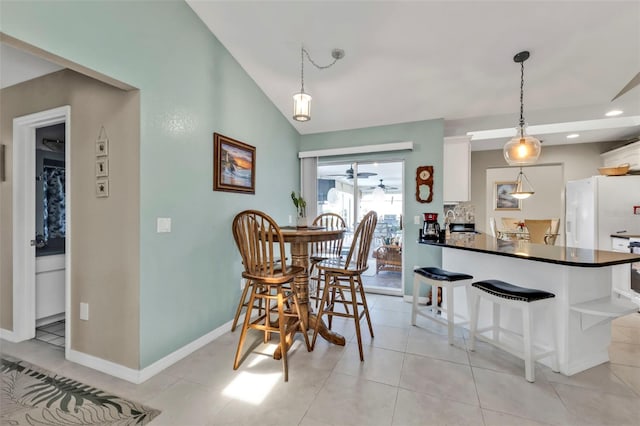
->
(301, 120, 445, 296)
(2, 1, 301, 367)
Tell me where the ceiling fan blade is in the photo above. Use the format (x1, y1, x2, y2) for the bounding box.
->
(611, 72, 640, 101)
(357, 172, 377, 178)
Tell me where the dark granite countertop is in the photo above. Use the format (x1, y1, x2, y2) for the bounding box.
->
(419, 233, 640, 267)
(610, 233, 640, 239)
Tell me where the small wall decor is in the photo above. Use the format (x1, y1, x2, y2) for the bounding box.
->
(213, 132, 256, 194)
(415, 165, 434, 203)
(95, 158, 109, 177)
(95, 139, 108, 156)
(494, 181, 521, 210)
(96, 179, 109, 198)
(95, 126, 110, 198)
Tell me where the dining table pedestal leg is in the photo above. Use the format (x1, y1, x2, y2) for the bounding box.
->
(273, 239, 345, 360)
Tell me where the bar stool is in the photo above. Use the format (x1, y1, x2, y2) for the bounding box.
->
(468, 279, 559, 382)
(411, 267, 473, 345)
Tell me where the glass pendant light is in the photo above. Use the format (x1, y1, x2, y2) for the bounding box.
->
(292, 47, 344, 122)
(293, 47, 311, 121)
(511, 167, 535, 199)
(503, 51, 541, 166)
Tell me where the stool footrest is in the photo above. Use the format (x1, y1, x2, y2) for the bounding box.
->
(474, 331, 556, 363)
(415, 307, 469, 325)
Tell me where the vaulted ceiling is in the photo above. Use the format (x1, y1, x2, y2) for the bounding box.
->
(188, 0, 640, 150)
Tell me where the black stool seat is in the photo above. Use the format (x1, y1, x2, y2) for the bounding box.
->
(414, 267, 473, 282)
(472, 280, 555, 303)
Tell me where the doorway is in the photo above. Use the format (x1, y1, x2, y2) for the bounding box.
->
(12, 106, 70, 355)
(317, 160, 404, 295)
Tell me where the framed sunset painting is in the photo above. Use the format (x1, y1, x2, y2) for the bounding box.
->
(213, 133, 256, 194)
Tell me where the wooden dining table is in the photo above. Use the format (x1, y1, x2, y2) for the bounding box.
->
(274, 225, 346, 358)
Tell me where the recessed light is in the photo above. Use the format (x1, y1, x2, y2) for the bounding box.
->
(605, 110, 623, 117)
(566, 133, 580, 139)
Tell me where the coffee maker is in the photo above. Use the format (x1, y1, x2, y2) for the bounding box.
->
(421, 212, 441, 241)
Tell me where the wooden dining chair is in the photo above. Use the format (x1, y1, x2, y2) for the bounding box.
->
(309, 213, 346, 308)
(545, 219, 560, 245)
(525, 219, 552, 244)
(312, 211, 378, 361)
(231, 209, 311, 381)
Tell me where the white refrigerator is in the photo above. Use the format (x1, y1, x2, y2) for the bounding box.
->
(565, 175, 640, 250)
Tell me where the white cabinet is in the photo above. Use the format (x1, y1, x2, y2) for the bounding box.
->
(443, 136, 471, 202)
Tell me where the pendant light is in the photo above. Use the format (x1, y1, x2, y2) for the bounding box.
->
(293, 47, 345, 122)
(511, 167, 535, 199)
(503, 51, 541, 166)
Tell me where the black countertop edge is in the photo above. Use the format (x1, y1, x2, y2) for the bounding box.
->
(419, 235, 640, 268)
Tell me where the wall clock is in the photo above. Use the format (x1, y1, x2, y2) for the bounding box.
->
(415, 165, 434, 203)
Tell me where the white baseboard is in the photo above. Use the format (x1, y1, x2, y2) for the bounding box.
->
(0, 328, 18, 342)
(137, 317, 235, 383)
(66, 317, 237, 384)
(67, 349, 141, 383)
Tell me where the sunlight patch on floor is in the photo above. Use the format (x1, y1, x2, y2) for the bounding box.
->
(222, 371, 280, 405)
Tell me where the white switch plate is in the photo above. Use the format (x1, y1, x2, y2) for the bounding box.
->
(414, 215, 420, 225)
(80, 302, 89, 321)
(157, 217, 171, 233)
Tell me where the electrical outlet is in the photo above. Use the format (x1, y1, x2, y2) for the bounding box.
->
(414, 215, 420, 225)
(288, 215, 293, 224)
(80, 302, 89, 321)
(240, 279, 246, 290)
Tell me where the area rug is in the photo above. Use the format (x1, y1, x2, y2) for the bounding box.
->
(1, 356, 160, 425)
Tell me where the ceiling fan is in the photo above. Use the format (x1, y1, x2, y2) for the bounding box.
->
(369, 179, 398, 192)
(612, 71, 640, 101)
(327, 166, 377, 179)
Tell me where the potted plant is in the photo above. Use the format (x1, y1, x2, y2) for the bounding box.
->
(291, 191, 307, 227)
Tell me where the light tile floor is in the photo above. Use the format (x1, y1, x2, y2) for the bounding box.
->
(2, 294, 639, 425)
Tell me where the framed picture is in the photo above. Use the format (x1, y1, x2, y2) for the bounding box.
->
(96, 139, 109, 157)
(95, 158, 109, 177)
(213, 133, 255, 194)
(494, 181, 520, 210)
(96, 179, 109, 198)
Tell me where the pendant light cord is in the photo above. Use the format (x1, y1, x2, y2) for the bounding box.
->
(519, 60, 525, 137)
(300, 47, 305, 93)
(302, 47, 340, 70)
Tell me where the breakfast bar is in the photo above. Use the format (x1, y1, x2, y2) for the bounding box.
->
(420, 233, 640, 375)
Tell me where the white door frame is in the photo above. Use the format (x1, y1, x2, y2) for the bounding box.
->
(12, 106, 71, 356)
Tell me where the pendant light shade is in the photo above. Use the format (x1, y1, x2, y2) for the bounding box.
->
(504, 131, 541, 166)
(503, 51, 541, 166)
(510, 167, 534, 199)
(293, 92, 312, 122)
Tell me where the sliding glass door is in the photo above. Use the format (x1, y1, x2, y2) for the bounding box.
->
(317, 160, 404, 294)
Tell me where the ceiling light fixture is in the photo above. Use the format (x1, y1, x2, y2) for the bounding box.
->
(566, 133, 580, 139)
(510, 167, 535, 199)
(605, 109, 623, 117)
(503, 51, 541, 166)
(293, 47, 345, 122)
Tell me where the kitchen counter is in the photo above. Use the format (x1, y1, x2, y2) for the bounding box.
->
(418, 233, 639, 376)
(419, 233, 640, 267)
